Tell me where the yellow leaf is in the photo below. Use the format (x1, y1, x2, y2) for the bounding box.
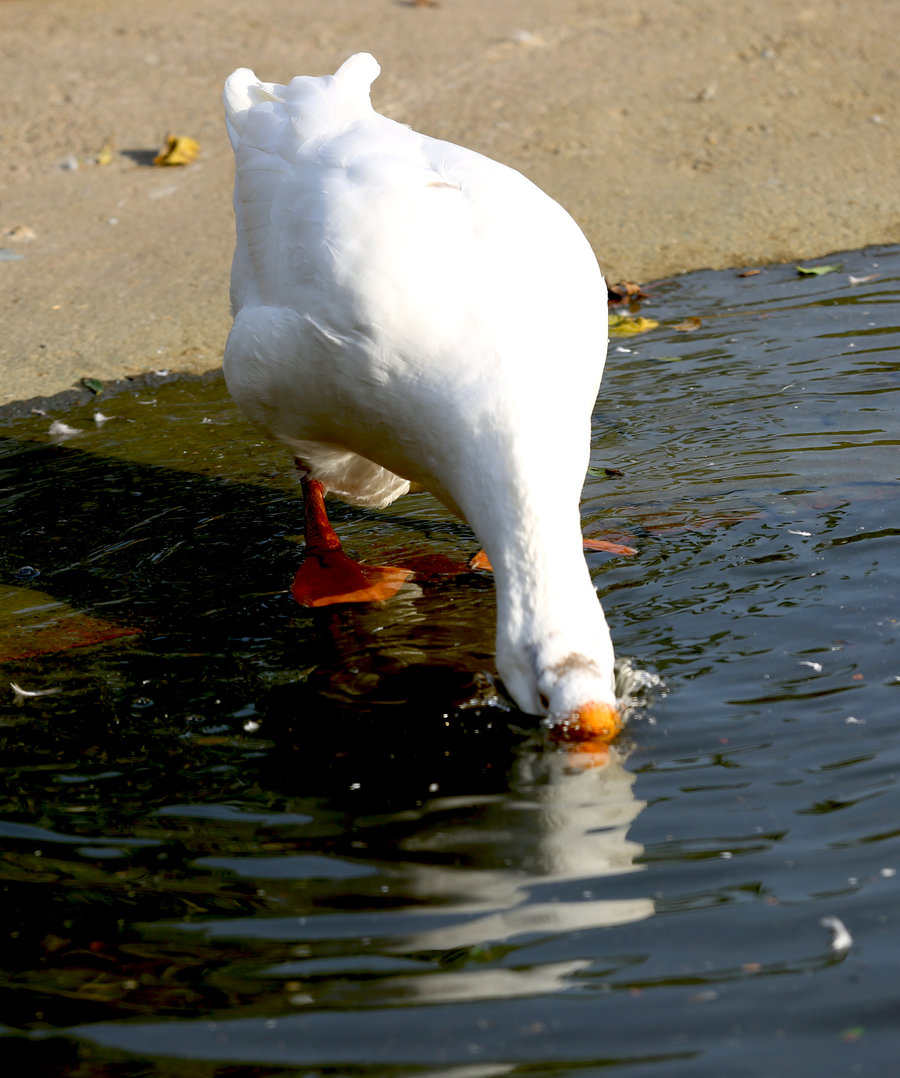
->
(153, 134, 200, 166)
(608, 313, 659, 337)
(674, 316, 703, 332)
(95, 143, 115, 166)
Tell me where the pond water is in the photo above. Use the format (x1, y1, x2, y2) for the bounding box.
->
(1, 245, 898, 1077)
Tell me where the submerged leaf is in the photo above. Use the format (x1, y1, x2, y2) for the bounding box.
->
(796, 264, 841, 276)
(840, 1027, 865, 1043)
(608, 313, 659, 337)
(673, 317, 703, 332)
(153, 134, 200, 166)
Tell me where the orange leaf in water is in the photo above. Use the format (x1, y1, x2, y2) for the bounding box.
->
(0, 586, 138, 662)
(674, 316, 703, 332)
(583, 538, 638, 556)
(608, 281, 648, 305)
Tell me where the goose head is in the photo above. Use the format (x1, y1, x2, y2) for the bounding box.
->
(497, 632, 622, 744)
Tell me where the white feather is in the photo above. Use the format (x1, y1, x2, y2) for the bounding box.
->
(223, 53, 617, 722)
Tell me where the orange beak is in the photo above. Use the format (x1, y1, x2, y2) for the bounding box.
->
(549, 701, 623, 744)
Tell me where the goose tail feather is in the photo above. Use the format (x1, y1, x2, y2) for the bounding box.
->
(223, 53, 380, 149)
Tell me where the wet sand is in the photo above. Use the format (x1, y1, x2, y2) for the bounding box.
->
(1, 0, 898, 407)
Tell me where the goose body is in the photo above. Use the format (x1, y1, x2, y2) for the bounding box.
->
(223, 53, 620, 739)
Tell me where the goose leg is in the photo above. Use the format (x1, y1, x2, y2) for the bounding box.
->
(291, 476, 413, 607)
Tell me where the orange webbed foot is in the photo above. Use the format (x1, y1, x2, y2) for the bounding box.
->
(291, 549, 412, 607)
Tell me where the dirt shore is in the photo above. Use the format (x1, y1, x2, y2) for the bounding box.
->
(1, 0, 898, 407)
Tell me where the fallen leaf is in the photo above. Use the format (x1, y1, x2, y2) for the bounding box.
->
(81, 377, 105, 395)
(153, 134, 200, 166)
(673, 316, 703, 332)
(737, 269, 760, 277)
(95, 143, 115, 166)
(608, 313, 659, 337)
(608, 281, 648, 305)
(848, 273, 879, 286)
(796, 264, 841, 276)
(583, 537, 638, 556)
(0, 586, 139, 662)
(586, 465, 624, 478)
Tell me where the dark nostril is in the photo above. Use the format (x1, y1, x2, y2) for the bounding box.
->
(538, 692, 550, 711)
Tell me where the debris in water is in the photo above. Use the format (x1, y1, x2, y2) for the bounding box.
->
(799, 661, 823, 672)
(583, 537, 638, 557)
(48, 420, 83, 438)
(609, 313, 659, 337)
(821, 915, 852, 951)
(10, 682, 62, 701)
(796, 264, 841, 276)
(608, 281, 648, 305)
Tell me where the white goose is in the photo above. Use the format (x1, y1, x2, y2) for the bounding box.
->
(223, 53, 621, 743)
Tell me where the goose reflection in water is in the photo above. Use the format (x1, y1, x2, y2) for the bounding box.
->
(258, 690, 653, 1011)
(368, 745, 653, 1005)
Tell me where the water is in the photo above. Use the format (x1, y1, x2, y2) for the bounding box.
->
(1, 246, 898, 1077)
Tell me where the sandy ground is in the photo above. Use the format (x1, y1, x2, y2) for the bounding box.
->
(1, 0, 898, 408)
